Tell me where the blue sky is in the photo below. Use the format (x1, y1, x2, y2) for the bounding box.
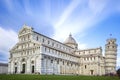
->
(0, 0, 120, 68)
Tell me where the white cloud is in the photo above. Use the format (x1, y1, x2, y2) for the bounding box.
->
(3, 0, 14, 12)
(52, 0, 119, 48)
(54, 0, 83, 28)
(0, 27, 18, 62)
(53, 0, 108, 41)
(78, 43, 87, 50)
(23, 0, 33, 16)
(89, 0, 108, 15)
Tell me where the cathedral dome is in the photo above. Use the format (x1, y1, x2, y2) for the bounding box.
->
(64, 34, 77, 45)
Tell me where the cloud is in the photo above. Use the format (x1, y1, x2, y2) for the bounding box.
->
(89, 0, 108, 14)
(54, 0, 83, 28)
(52, 0, 119, 49)
(53, 0, 108, 41)
(3, 0, 14, 12)
(78, 43, 87, 50)
(0, 26, 18, 62)
(23, 0, 33, 16)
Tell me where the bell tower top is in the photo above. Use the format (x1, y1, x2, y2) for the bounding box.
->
(106, 34, 117, 48)
(105, 37, 117, 51)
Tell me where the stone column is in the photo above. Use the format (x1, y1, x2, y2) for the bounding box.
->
(57, 59, 60, 74)
(11, 60, 14, 74)
(18, 58, 21, 73)
(41, 58, 44, 74)
(35, 56, 41, 74)
(50, 58, 53, 74)
(26, 57, 30, 74)
(54, 58, 57, 74)
(46, 57, 48, 74)
(8, 62, 11, 74)
(40, 45, 44, 53)
(43, 57, 46, 74)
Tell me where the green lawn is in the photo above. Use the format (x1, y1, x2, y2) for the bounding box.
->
(0, 74, 119, 80)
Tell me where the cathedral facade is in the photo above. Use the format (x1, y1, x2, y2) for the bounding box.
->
(8, 25, 118, 75)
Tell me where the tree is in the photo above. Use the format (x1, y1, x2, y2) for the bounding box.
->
(117, 68, 120, 78)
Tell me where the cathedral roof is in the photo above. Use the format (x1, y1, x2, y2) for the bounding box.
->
(64, 34, 77, 44)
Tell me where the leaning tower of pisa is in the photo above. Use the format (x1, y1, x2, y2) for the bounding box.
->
(105, 38, 118, 74)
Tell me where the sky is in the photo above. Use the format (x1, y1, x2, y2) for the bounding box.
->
(0, 0, 120, 69)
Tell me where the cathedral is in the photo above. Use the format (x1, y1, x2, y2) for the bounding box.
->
(8, 25, 118, 75)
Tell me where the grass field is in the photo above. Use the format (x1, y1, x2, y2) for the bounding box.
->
(0, 74, 119, 80)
